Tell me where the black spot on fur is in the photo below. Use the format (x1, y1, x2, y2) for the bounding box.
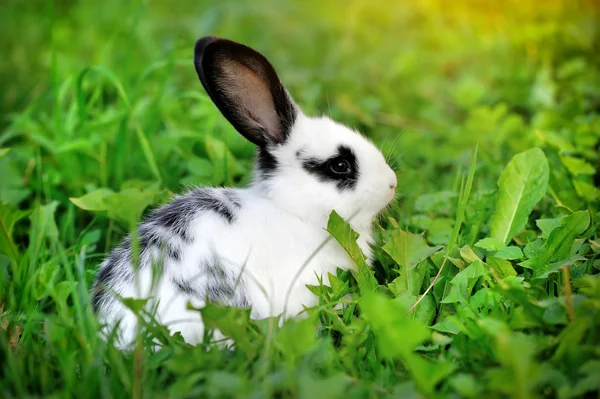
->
(300, 145, 359, 190)
(139, 226, 181, 261)
(149, 189, 238, 241)
(257, 147, 278, 177)
(223, 189, 242, 209)
(202, 257, 248, 307)
(173, 278, 200, 296)
(91, 238, 132, 312)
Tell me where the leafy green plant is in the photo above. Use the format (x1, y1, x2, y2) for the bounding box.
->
(1, 0, 599, 397)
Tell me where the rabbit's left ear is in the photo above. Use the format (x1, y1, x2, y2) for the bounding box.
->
(194, 36, 297, 146)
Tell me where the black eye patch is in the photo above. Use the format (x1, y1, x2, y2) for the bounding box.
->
(299, 145, 359, 190)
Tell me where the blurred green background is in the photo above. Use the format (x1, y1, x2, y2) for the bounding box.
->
(1, 1, 599, 397)
(2, 0, 598, 214)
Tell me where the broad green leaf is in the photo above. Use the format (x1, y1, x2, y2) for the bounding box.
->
(104, 187, 160, 226)
(382, 228, 442, 295)
(326, 211, 377, 292)
(536, 217, 562, 238)
(486, 257, 517, 278)
(69, 188, 114, 211)
(521, 211, 590, 271)
(494, 246, 523, 260)
(475, 237, 505, 251)
(460, 245, 482, 264)
(431, 317, 463, 334)
(0, 148, 10, 160)
(489, 148, 549, 244)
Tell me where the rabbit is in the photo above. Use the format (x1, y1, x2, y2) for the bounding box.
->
(91, 36, 398, 350)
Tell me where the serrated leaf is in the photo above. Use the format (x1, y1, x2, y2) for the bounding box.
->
(489, 148, 549, 244)
(521, 210, 590, 271)
(326, 211, 377, 293)
(382, 228, 442, 295)
(360, 292, 455, 396)
(441, 261, 486, 304)
(327, 272, 349, 299)
(395, 291, 436, 325)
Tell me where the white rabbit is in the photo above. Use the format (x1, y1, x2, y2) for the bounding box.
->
(92, 36, 397, 349)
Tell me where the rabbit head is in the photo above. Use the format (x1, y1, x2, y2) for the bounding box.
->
(194, 37, 397, 230)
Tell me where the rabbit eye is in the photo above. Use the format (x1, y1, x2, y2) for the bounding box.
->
(328, 158, 352, 175)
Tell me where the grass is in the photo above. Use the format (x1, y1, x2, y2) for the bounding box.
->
(1, 0, 599, 397)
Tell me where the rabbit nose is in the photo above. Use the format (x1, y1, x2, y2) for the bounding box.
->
(389, 175, 397, 189)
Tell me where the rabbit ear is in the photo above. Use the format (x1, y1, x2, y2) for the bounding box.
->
(194, 37, 297, 146)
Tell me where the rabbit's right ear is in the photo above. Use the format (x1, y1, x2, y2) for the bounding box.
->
(194, 37, 297, 146)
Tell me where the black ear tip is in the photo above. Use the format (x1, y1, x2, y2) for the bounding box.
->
(194, 36, 222, 61)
